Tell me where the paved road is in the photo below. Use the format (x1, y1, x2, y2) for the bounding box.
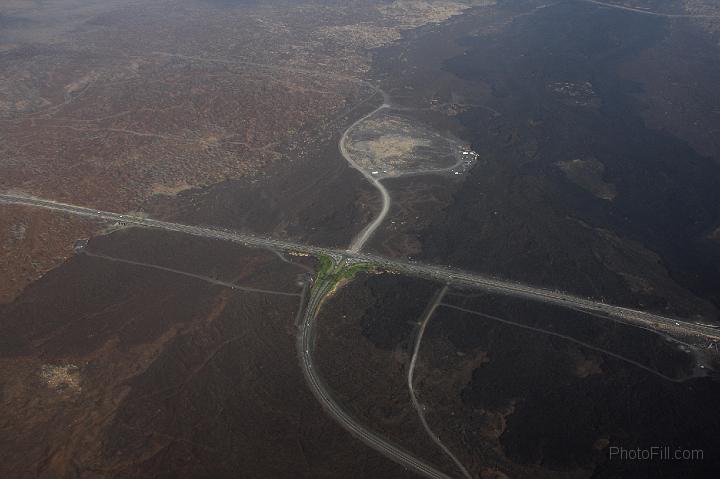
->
(408, 286, 473, 479)
(298, 266, 456, 479)
(81, 250, 301, 297)
(5, 192, 719, 478)
(340, 96, 392, 254)
(2, 193, 719, 342)
(441, 303, 696, 383)
(340, 91, 467, 252)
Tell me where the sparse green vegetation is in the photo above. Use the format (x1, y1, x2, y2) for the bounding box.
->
(316, 254, 335, 277)
(311, 256, 376, 297)
(338, 262, 374, 281)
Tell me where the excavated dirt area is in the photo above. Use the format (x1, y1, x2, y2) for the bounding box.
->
(345, 111, 474, 178)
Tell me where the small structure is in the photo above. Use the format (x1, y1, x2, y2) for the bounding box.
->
(73, 239, 89, 253)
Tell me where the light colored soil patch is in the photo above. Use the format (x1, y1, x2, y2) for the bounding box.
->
(358, 134, 432, 160)
(346, 111, 471, 177)
(684, 0, 720, 32)
(548, 81, 600, 107)
(558, 158, 617, 200)
(40, 364, 81, 393)
(0, 205, 99, 304)
(573, 355, 603, 378)
(316, 1, 495, 51)
(315, 24, 402, 50)
(379, 1, 495, 29)
(150, 181, 195, 197)
(708, 226, 720, 241)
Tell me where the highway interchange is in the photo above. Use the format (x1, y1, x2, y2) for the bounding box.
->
(297, 260, 456, 479)
(4, 191, 720, 478)
(3, 188, 720, 479)
(3, 192, 719, 345)
(4, 3, 719, 478)
(4, 60, 720, 475)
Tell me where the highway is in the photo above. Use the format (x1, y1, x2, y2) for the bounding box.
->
(6, 8, 718, 479)
(297, 263, 456, 479)
(3, 191, 452, 476)
(4, 192, 719, 479)
(3, 192, 720, 344)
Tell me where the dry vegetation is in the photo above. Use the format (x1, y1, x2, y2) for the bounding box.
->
(378, 0, 494, 28)
(0, 0, 497, 301)
(0, 206, 99, 303)
(40, 363, 82, 393)
(0, 57, 354, 209)
(0, 231, 415, 478)
(317, 1, 495, 51)
(684, 0, 720, 34)
(346, 111, 464, 177)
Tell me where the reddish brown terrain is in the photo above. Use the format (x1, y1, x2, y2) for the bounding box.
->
(0, 227, 419, 478)
(0, 0, 487, 303)
(0, 206, 99, 303)
(3, 1, 720, 478)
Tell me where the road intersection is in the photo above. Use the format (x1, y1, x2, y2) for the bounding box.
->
(2, 192, 718, 343)
(3, 191, 719, 479)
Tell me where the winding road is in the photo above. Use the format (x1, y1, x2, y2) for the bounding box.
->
(340, 93, 392, 254)
(3, 193, 719, 478)
(5, 5, 717, 478)
(297, 262, 455, 479)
